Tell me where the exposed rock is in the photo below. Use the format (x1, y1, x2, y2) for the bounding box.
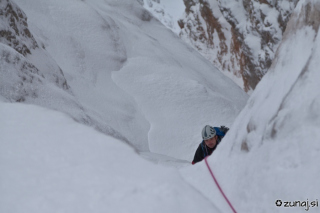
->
(178, 0, 299, 92)
(179, 0, 243, 88)
(0, 45, 42, 102)
(0, 0, 141, 149)
(0, 0, 38, 56)
(284, 0, 320, 35)
(219, 0, 299, 91)
(0, 0, 71, 103)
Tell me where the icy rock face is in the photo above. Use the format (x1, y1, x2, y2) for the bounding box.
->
(227, 0, 320, 173)
(1, 45, 43, 102)
(0, 0, 94, 141)
(0, 0, 134, 147)
(0, 0, 38, 56)
(177, 0, 299, 92)
(178, 0, 244, 88)
(218, 0, 299, 92)
(0, 0, 70, 101)
(141, 0, 185, 34)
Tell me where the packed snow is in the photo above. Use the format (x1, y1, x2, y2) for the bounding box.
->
(0, 102, 217, 213)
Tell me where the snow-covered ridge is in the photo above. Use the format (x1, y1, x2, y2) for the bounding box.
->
(0, 0, 72, 104)
(0, 0, 38, 56)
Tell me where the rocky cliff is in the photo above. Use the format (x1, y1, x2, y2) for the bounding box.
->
(0, 0, 71, 103)
(143, 0, 299, 92)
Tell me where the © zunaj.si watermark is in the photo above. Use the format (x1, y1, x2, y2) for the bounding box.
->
(275, 199, 319, 211)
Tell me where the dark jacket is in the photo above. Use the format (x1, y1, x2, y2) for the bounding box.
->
(192, 126, 228, 164)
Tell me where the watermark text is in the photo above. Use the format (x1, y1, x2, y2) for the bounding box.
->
(275, 199, 318, 211)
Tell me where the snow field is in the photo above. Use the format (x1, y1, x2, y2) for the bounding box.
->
(0, 102, 219, 213)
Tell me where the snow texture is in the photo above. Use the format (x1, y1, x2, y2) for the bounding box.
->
(142, 0, 186, 34)
(2, 0, 248, 160)
(0, 102, 218, 213)
(2, 0, 319, 212)
(181, 0, 320, 212)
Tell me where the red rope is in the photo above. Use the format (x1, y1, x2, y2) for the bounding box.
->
(204, 157, 237, 213)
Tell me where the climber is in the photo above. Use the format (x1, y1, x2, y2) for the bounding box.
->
(192, 125, 229, 165)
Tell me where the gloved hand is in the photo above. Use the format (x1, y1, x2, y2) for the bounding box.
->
(220, 126, 229, 134)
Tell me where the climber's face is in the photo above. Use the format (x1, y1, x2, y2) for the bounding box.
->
(204, 135, 217, 148)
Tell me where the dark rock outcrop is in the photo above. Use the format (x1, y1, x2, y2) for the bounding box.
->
(0, 0, 38, 56)
(178, 0, 299, 92)
(0, 0, 71, 103)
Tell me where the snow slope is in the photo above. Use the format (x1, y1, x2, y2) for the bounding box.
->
(6, 0, 248, 161)
(181, 0, 320, 212)
(0, 0, 83, 119)
(2, 0, 319, 212)
(0, 102, 219, 213)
